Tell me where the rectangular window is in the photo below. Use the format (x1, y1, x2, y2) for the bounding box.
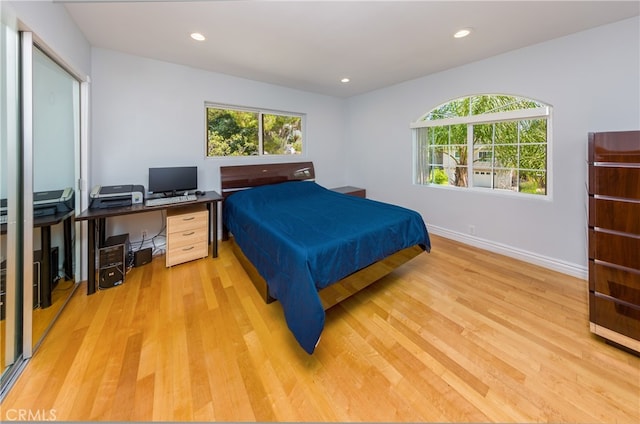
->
(206, 104, 304, 157)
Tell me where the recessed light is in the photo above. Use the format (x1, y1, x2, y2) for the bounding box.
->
(454, 28, 472, 39)
(341, 77, 350, 83)
(190, 32, 206, 41)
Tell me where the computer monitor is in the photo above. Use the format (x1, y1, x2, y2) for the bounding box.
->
(148, 166, 198, 196)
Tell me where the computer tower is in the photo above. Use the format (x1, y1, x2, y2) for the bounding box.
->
(34, 246, 59, 291)
(98, 233, 129, 289)
(0, 251, 47, 318)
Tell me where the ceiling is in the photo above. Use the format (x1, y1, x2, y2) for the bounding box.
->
(60, 0, 640, 98)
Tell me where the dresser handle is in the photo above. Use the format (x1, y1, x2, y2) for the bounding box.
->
(182, 217, 195, 221)
(182, 231, 195, 236)
(182, 246, 194, 251)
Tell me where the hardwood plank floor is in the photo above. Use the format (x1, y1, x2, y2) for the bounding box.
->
(1, 235, 638, 422)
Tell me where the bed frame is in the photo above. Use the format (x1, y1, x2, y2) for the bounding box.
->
(220, 161, 425, 310)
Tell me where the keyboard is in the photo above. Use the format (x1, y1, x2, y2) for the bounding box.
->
(145, 194, 197, 207)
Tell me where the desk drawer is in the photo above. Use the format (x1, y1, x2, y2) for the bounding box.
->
(166, 242, 208, 267)
(167, 227, 208, 249)
(167, 208, 208, 233)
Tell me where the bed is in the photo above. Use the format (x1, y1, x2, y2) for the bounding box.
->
(221, 162, 431, 354)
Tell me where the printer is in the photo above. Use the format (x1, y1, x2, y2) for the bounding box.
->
(89, 184, 144, 209)
(1, 188, 74, 219)
(34, 187, 75, 217)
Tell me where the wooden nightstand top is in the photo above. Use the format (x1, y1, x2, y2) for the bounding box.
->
(330, 186, 366, 198)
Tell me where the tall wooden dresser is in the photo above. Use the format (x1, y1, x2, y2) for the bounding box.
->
(588, 130, 640, 353)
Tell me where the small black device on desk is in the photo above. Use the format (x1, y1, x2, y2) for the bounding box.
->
(89, 184, 144, 209)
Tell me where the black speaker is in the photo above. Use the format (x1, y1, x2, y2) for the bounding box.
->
(134, 248, 152, 267)
(98, 233, 129, 289)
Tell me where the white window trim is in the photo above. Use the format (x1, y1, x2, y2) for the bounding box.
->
(410, 106, 549, 128)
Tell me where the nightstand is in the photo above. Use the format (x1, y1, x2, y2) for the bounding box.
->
(331, 186, 366, 198)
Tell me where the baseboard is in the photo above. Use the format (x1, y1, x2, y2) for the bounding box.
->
(427, 225, 588, 280)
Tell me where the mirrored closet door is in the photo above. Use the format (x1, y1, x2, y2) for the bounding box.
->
(1, 25, 84, 398)
(31, 45, 80, 349)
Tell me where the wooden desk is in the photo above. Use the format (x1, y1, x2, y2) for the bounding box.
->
(76, 191, 223, 295)
(1, 210, 74, 308)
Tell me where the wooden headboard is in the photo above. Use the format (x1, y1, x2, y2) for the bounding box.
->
(220, 161, 315, 199)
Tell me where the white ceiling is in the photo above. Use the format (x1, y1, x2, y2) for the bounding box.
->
(60, 0, 640, 98)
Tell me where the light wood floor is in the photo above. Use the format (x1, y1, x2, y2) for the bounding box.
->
(1, 235, 638, 422)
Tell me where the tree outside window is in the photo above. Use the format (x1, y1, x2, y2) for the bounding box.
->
(206, 105, 303, 157)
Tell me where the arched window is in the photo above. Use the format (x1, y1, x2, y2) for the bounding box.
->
(411, 94, 551, 195)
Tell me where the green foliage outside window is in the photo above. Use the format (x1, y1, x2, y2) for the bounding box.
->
(207, 109, 258, 156)
(206, 106, 303, 157)
(262, 114, 302, 155)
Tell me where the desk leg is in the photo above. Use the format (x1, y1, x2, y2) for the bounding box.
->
(98, 218, 106, 247)
(208, 201, 218, 258)
(63, 216, 73, 279)
(40, 226, 52, 308)
(87, 219, 96, 295)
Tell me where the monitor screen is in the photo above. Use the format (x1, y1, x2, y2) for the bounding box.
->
(148, 166, 198, 195)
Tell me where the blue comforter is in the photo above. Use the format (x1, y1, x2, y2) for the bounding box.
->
(223, 181, 430, 353)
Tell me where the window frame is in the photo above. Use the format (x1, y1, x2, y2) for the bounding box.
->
(205, 102, 306, 158)
(411, 97, 552, 198)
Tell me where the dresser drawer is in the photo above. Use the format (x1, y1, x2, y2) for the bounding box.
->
(589, 261, 640, 303)
(589, 229, 640, 269)
(588, 131, 640, 163)
(589, 292, 640, 341)
(588, 197, 640, 234)
(588, 166, 640, 199)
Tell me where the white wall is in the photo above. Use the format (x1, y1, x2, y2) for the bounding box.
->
(8, 0, 91, 78)
(90, 48, 347, 242)
(344, 17, 640, 278)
